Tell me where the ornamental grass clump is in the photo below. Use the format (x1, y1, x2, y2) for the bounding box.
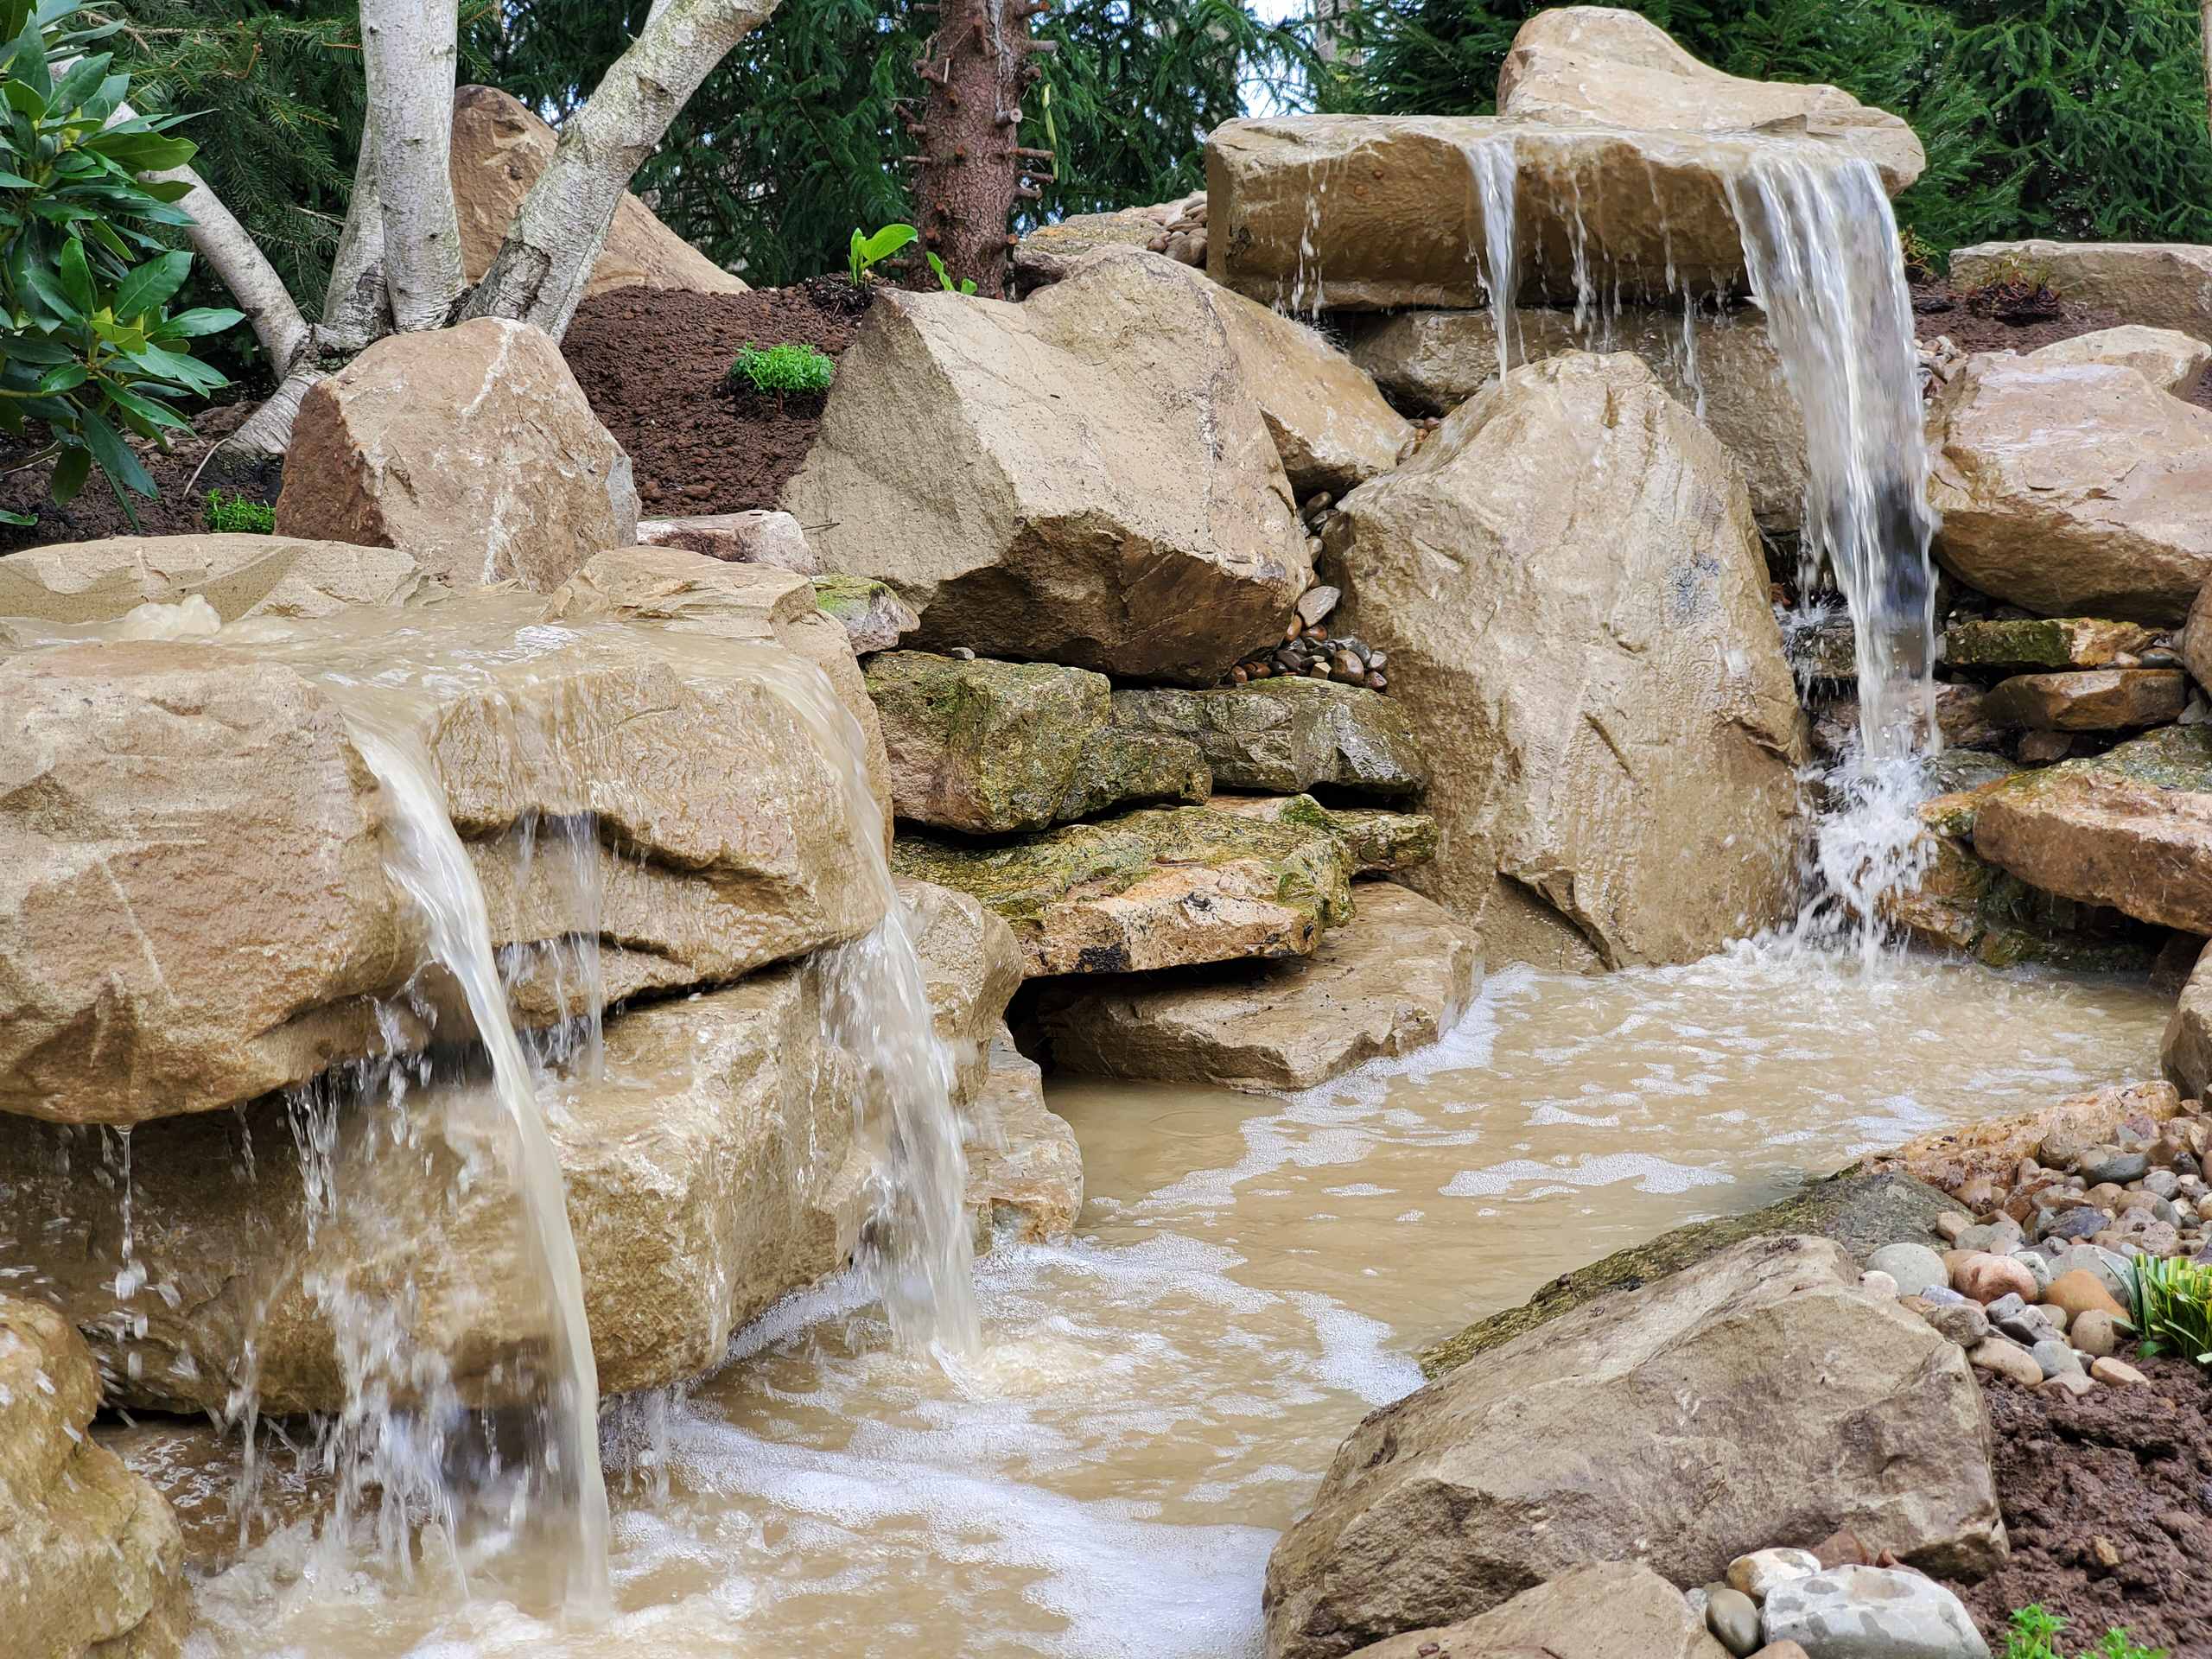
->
(728, 340, 835, 398)
(2127, 1254, 2212, 1370)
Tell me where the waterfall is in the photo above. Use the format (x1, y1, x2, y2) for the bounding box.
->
(1723, 153, 1942, 957)
(1463, 135, 1523, 379)
(343, 711, 613, 1612)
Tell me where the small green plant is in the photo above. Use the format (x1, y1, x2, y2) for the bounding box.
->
(728, 340, 834, 397)
(2003, 1604, 2168, 1659)
(848, 221, 917, 285)
(1961, 252, 2063, 322)
(2127, 1254, 2212, 1370)
(925, 251, 976, 297)
(0, 0, 244, 524)
(200, 486, 271, 534)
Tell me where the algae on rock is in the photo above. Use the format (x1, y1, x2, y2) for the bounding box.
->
(1109, 678, 1427, 800)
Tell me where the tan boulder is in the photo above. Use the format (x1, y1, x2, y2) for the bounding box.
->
(450, 85, 746, 300)
(0, 592, 885, 1125)
(0, 1295, 187, 1659)
(1972, 726, 2212, 934)
(1950, 242, 2212, 349)
(1109, 678, 1427, 801)
(276, 316, 639, 593)
(963, 1031, 1084, 1250)
(1497, 7, 1923, 190)
(2164, 938, 2212, 1099)
(634, 510, 820, 573)
(1980, 668, 2186, 732)
(1202, 794, 1439, 878)
(1325, 351, 1804, 970)
(900, 876, 1026, 1104)
(2026, 324, 2212, 396)
(1927, 354, 2212, 624)
(1042, 883, 1480, 1092)
(0, 531, 443, 645)
(1262, 1236, 2003, 1659)
(892, 804, 1355, 976)
(786, 247, 1312, 683)
(1340, 1562, 1726, 1659)
(1206, 112, 1909, 314)
(543, 545, 893, 841)
(1343, 305, 1808, 531)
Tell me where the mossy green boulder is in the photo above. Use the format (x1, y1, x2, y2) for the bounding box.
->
(891, 804, 1355, 975)
(1204, 793, 1438, 876)
(1109, 678, 1427, 799)
(866, 651, 1208, 834)
(1942, 615, 2157, 671)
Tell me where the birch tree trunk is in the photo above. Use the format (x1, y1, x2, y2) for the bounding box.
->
(462, 0, 781, 338)
(360, 0, 464, 332)
(149, 166, 313, 371)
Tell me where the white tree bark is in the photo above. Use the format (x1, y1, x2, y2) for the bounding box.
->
(321, 136, 390, 351)
(150, 166, 313, 371)
(360, 0, 464, 332)
(463, 0, 779, 338)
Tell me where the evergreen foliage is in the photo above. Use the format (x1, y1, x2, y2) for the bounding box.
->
(1328, 0, 2212, 260)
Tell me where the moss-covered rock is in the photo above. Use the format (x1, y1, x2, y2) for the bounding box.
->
(865, 651, 1208, 834)
(1943, 615, 2158, 671)
(1109, 678, 1427, 799)
(811, 574, 918, 653)
(891, 804, 1355, 975)
(1419, 1168, 1955, 1376)
(1204, 792, 1438, 876)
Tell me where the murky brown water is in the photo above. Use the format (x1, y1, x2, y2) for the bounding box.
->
(142, 942, 2169, 1659)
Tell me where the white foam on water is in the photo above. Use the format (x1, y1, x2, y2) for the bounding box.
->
(1440, 1153, 1733, 1199)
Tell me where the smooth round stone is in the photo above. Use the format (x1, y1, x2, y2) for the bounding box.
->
(1866, 1243, 1948, 1300)
(2031, 1338, 2082, 1379)
(2008, 1249, 2054, 1295)
(2090, 1356, 2149, 1386)
(1923, 1300, 1990, 1347)
(2070, 1310, 2119, 1358)
(1955, 1220, 2024, 1255)
(1704, 1585, 1762, 1656)
(1969, 1336, 2044, 1388)
(1761, 1565, 1992, 1659)
(2143, 1169, 2180, 1200)
(2081, 1148, 2150, 1185)
(1954, 1252, 2037, 1306)
(2033, 1301, 2070, 1332)
(1725, 1547, 1822, 1605)
(2040, 1205, 2110, 1243)
(1859, 1270, 1900, 1300)
(2044, 1268, 2126, 1322)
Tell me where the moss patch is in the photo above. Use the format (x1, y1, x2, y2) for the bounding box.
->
(1420, 1168, 1959, 1376)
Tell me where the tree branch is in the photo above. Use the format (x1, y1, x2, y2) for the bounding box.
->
(361, 0, 463, 331)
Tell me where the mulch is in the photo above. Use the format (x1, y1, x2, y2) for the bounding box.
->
(1941, 1359, 2212, 1654)
(560, 275, 874, 520)
(0, 400, 279, 554)
(1911, 277, 2212, 410)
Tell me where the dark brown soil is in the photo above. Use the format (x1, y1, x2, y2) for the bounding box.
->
(1911, 278, 2212, 410)
(561, 275, 873, 519)
(1942, 1360, 2212, 1655)
(0, 401, 279, 553)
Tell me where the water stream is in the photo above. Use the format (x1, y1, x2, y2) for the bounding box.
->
(130, 946, 2167, 1656)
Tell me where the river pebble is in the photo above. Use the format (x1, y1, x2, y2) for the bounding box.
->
(1705, 1585, 1763, 1656)
(1726, 1548, 1822, 1604)
(1759, 1564, 1991, 1659)
(1866, 1243, 1947, 1299)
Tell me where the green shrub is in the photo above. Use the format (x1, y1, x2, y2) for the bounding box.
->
(0, 0, 243, 524)
(728, 340, 835, 397)
(200, 486, 271, 533)
(2128, 1254, 2212, 1370)
(2004, 1602, 2170, 1659)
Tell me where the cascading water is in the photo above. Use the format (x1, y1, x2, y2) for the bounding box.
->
(1462, 135, 1523, 378)
(1724, 153, 1942, 957)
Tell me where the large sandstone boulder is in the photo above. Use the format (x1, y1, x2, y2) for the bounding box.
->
(1341, 1562, 1726, 1659)
(1324, 351, 1804, 969)
(1109, 679, 1427, 801)
(785, 248, 1312, 683)
(0, 1295, 186, 1658)
(1344, 305, 1807, 531)
(1927, 354, 2212, 624)
(276, 316, 639, 593)
(1950, 241, 2212, 348)
(1262, 1236, 2005, 1659)
(634, 509, 820, 574)
(0, 590, 884, 1125)
(865, 652, 1209, 834)
(1202, 793, 1440, 878)
(2025, 323, 2212, 396)
(1206, 114, 1910, 313)
(0, 532, 442, 644)
(1972, 726, 2212, 934)
(891, 804, 1356, 976)
(963, 1031, 1084, 1250)
(2164, 940, 2212, 1100)
(1497, 7, 1923, 189)
(1041, 882, 1479, 1092)
(900, 876, 1027, 1104)
(450, 85, 747, 301)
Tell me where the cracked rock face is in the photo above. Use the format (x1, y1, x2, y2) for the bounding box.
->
(276, 315, 639, 594)
(1325, 350, 1805, 969)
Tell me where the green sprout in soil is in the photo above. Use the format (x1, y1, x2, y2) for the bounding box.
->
(2003, 1604, 2167, 1659)
(728, 341, 835, 397)
(2128, 1254, 2212, 1370)
(849, 221, 918, 286)
(201, 487, 273, 534)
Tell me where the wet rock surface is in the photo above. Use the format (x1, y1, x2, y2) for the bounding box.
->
(1338, 1561, 1728, 1659)
(1039, 882, 1480, 1092)
(1199, 793, 1439, 877)
(1109, 678, 1426, 801)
